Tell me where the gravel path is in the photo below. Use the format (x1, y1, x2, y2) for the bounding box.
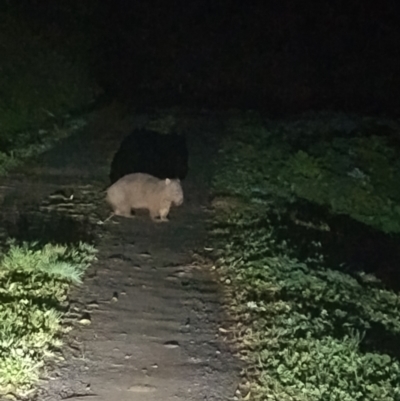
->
(0, 106, 240, 401)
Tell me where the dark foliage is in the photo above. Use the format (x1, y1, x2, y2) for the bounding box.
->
(109, 129, 189, 184)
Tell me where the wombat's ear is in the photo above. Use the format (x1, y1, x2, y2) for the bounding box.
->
(165, 178, 171, 185)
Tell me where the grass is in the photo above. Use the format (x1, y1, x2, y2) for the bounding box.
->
(0, 240, 97, 397)
(0, 9, 100, 397)
(210, 112, 400, 400)
(0, 7, 102, 398)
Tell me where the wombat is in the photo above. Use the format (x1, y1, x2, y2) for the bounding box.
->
(106, 173, 184, 222)
(109, 128, 188, 184)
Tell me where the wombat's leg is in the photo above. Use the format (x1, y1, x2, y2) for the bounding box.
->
(159, 214, 169, 222)
(159, 202, 171, 222)
(149, 208, 161, 222)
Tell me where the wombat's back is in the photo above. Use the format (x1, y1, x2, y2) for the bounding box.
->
(108, 172, 181, 213)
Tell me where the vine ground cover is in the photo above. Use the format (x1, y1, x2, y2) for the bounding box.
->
(210, 112, 400, 400)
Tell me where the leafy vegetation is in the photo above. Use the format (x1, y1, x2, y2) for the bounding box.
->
(215, 112, 400, 233)
(211, 112, 400, 400)
(0, 240, 97, 397)
(0, 10, 100, 397)
(0, 118, 87, 177)
(0, 10, 98, 175)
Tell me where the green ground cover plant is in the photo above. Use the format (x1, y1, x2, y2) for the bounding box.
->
(214, 112, 400, 233)
(211, 112, 400, 400)
(0, 240, 97, 397)
(212, 211, 400, 400)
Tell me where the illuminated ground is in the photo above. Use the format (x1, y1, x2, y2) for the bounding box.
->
(0, 106, 240, 400)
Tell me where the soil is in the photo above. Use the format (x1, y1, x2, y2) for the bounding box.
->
(0, 105, 241, 401)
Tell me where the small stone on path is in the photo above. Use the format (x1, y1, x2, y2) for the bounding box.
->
(163, 340, 180, 349)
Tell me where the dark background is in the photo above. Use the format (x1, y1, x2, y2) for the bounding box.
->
(7, 0, 400, 116)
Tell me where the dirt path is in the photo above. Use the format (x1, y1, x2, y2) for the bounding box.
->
(0, 107, 240, 401)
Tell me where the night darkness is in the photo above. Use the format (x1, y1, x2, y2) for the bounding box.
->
(3, 1, 400, 398)
(9, 0, 400, 116)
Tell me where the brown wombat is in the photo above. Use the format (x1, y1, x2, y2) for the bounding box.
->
(106, 173, 184, 222)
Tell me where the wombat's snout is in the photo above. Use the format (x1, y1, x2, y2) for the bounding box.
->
(175, 196, 184, 206)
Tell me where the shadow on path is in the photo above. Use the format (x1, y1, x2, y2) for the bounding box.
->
(0, 106, 240, 401)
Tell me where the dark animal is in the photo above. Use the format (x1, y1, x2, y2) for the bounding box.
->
(109, 129, 188, 184)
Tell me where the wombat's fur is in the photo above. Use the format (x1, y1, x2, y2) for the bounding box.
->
(106, 173, 184, 222)
(109, 128, 188, 184)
